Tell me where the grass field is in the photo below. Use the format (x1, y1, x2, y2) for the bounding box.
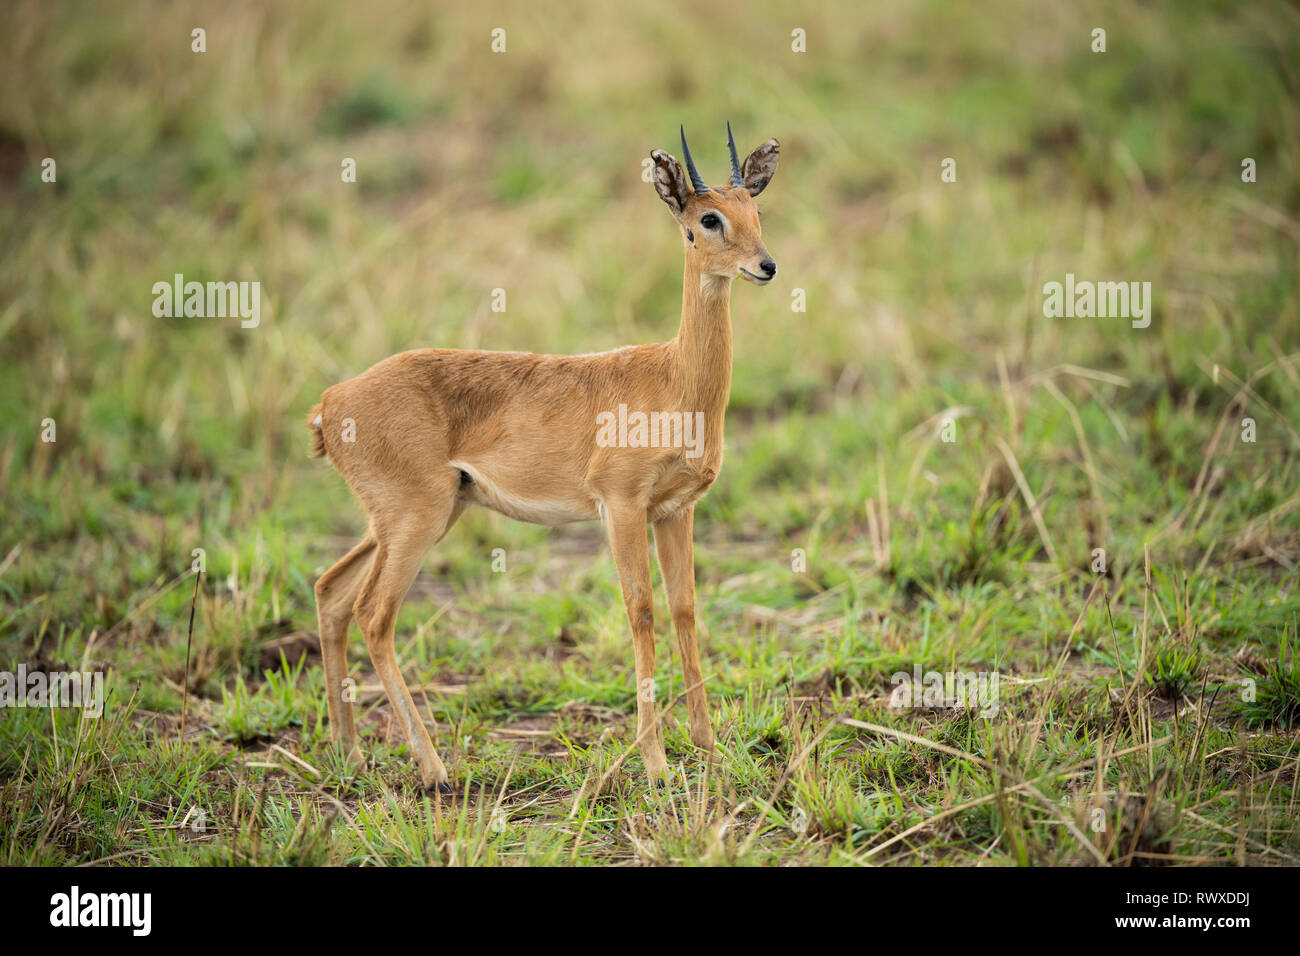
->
(2, 0, 1299, 866)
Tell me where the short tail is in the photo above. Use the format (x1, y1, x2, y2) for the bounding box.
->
(307, 403, 326, 459)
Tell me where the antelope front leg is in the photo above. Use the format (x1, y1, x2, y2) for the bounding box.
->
(653, 506, 715, 753)
(605, 503, 669, 780)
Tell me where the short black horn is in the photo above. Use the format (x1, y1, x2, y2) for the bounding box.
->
(727, 121, 743, 188)
(680, 126, 709, 194)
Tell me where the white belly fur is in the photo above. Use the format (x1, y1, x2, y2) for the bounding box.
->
(451, 460, 598, 526)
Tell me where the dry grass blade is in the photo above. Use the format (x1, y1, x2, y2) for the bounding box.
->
(995, 437, 1058, 565)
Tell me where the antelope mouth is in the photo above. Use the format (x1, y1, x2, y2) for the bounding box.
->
(739, 268, 772, 285)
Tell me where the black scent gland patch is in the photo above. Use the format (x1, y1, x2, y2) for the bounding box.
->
(686, 229, 694, 243)
(459, 469, 475, 486)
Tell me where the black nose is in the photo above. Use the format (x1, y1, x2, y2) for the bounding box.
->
(760, 259, 777, 277)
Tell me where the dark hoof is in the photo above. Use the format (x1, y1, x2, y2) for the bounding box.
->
(426, 780, 454, 795)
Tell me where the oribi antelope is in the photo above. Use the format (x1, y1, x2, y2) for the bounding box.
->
(308, 124, 779, 790)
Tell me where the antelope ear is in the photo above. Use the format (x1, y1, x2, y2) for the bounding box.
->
(741, 139, 780, 197)
(650, 149, 690, 215)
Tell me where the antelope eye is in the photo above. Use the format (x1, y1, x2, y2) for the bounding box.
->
(700, 213, 721, 230)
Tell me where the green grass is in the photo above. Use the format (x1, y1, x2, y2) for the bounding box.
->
(1, 0, 1299, 865)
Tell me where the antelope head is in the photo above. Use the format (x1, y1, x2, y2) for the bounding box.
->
(650, 123, 780, 286)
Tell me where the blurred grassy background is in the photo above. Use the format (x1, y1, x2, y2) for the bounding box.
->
(1, 0, 1298, 865)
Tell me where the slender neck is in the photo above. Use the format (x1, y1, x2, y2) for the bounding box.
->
(673, 256, 733, 414)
